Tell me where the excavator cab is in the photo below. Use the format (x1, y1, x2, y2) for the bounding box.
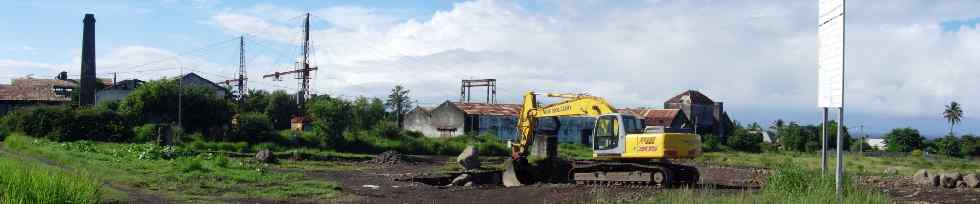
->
(593, 114, 643, 156)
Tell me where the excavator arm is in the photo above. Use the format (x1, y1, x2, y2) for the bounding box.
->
(512, 91, 618, 158)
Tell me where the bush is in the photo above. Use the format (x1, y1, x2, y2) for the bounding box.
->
(0, 127, 8, 141)
(232, 112, 274, 143)
(883, 127, 924, 152)
(727, 128, 762, 152)
(133, 123, 158, 143)
(1, 106, 133, 142)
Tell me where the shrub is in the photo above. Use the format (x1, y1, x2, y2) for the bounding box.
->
(133, 123, 158, 143)
(1, 106, 132, 142)
(0, 126, 8, 141)
(232, 112, 274, 143)
(727, 128, 762, 152)
(883, 127, 924, 152)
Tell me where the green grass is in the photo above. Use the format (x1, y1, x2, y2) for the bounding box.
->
(694, 151, 980, 176)
(623, 163, 890, 204)
(0, 153, 102, 204)
(558, 143, 593, 160)
(3, 134, 343, 202)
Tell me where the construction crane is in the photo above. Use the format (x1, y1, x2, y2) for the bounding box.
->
(502, 91, 702, 187)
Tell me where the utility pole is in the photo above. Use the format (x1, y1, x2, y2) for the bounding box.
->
(859, 125, 864, 153)
(822, 108, 828, 174)
(221, 35, 248, 105)
(262, 13, 318, 112)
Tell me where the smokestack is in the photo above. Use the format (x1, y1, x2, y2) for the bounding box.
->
(80, 14, 96, 106)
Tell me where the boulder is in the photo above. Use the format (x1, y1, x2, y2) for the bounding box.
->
(957, 180, 967, 188)
(964, 173, 980, 188)
(940, 172, 963, 188)
(457, 145, 481, 171)
(464, 181, 475, 187)
(448, 173, 472, 186)
(913, 169, 938, 187)
(254, 149, 277, 164)
(883, 167, 898, 175)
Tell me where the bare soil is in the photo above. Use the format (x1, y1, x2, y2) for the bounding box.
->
(298, 155, 765, 204)
(860, 175, 980, 204)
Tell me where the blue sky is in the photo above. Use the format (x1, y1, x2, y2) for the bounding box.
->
(4, 0, 980, 137)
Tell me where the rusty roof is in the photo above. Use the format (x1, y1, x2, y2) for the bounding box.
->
(665, 90, 716, 105)
(0, 84, 71, 101)
(619, 108, 685, 126)
(450, 102, 521, 116)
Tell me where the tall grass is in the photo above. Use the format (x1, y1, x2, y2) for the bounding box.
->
(633, 163, 890, 204)
(0, 156, 102, 204)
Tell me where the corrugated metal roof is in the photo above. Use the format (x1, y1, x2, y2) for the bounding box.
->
(450, 102, 521, 116)
(619, 108, 684, 126)
(0, 78, 77, 101)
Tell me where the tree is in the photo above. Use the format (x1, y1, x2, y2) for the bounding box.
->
(266, 90, 297, 130)
(118, 79, 232, 136)
(931, 133, 961, 157)
(307, 96, 352, 140)
(882, 127, 924, 152)
(727, 123, 762, 152)
(233, 112, 274, 143)
(943, 101, 963, 135)
(240, 89, 270, 113)
(350, 96, 386, 131)
(385, 85, 413, 128)
(959, 134, 979, 157)
(769, 119, 785, 141)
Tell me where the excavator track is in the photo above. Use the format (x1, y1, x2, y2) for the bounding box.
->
(569, 161, 699, 187)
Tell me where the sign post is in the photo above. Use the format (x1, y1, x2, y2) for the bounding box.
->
(818, 0, 845, 197)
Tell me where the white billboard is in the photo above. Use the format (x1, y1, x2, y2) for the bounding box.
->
(818, 0, 844, 108)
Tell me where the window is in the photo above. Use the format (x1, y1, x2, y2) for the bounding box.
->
(594, 115, 620, 150)
(622, 115, 644, 134)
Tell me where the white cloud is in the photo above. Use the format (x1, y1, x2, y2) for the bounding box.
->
(0, 59, 66, 82)
(205, 0, 980, 134)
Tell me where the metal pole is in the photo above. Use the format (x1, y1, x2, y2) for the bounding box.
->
(859, 125, 864, 153)
(837, 0, 847, 197)
(822, 107, 828, 174)
(836, 107, 844, 196)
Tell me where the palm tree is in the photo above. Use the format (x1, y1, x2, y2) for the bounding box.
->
(943, 101, 963, 135)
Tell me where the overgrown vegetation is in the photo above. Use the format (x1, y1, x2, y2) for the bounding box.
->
(0, 152, 102, 204)
(632, 164, 890, 204)
(695, 151, 979, 176)
(2, 134, 341, 202)
(1, 106, 131, 142)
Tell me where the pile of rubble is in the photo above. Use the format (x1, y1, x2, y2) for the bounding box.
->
(371, 151, 409, 167)
(448, 145, 481, 187)
(912, 169, 980, 189)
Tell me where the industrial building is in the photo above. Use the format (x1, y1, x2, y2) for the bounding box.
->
(404, 101, 596, 144)
(404, 90, 732, 144)
(664, 90, 733, 137)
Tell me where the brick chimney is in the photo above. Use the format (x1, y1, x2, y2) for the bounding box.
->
(80, 14, 96, 106)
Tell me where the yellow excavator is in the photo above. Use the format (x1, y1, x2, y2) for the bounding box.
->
(502, 91, 702, 187)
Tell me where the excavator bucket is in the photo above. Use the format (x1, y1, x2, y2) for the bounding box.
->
(501, 158, 530, 187)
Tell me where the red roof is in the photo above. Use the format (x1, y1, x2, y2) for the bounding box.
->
(449, 102, 521, 116)
(619, 108, 684, 127)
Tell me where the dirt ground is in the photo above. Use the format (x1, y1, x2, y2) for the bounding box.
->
(860, 175, 980, 204)
(289, 154, 980, 204)
(295, 155, 766, 204)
